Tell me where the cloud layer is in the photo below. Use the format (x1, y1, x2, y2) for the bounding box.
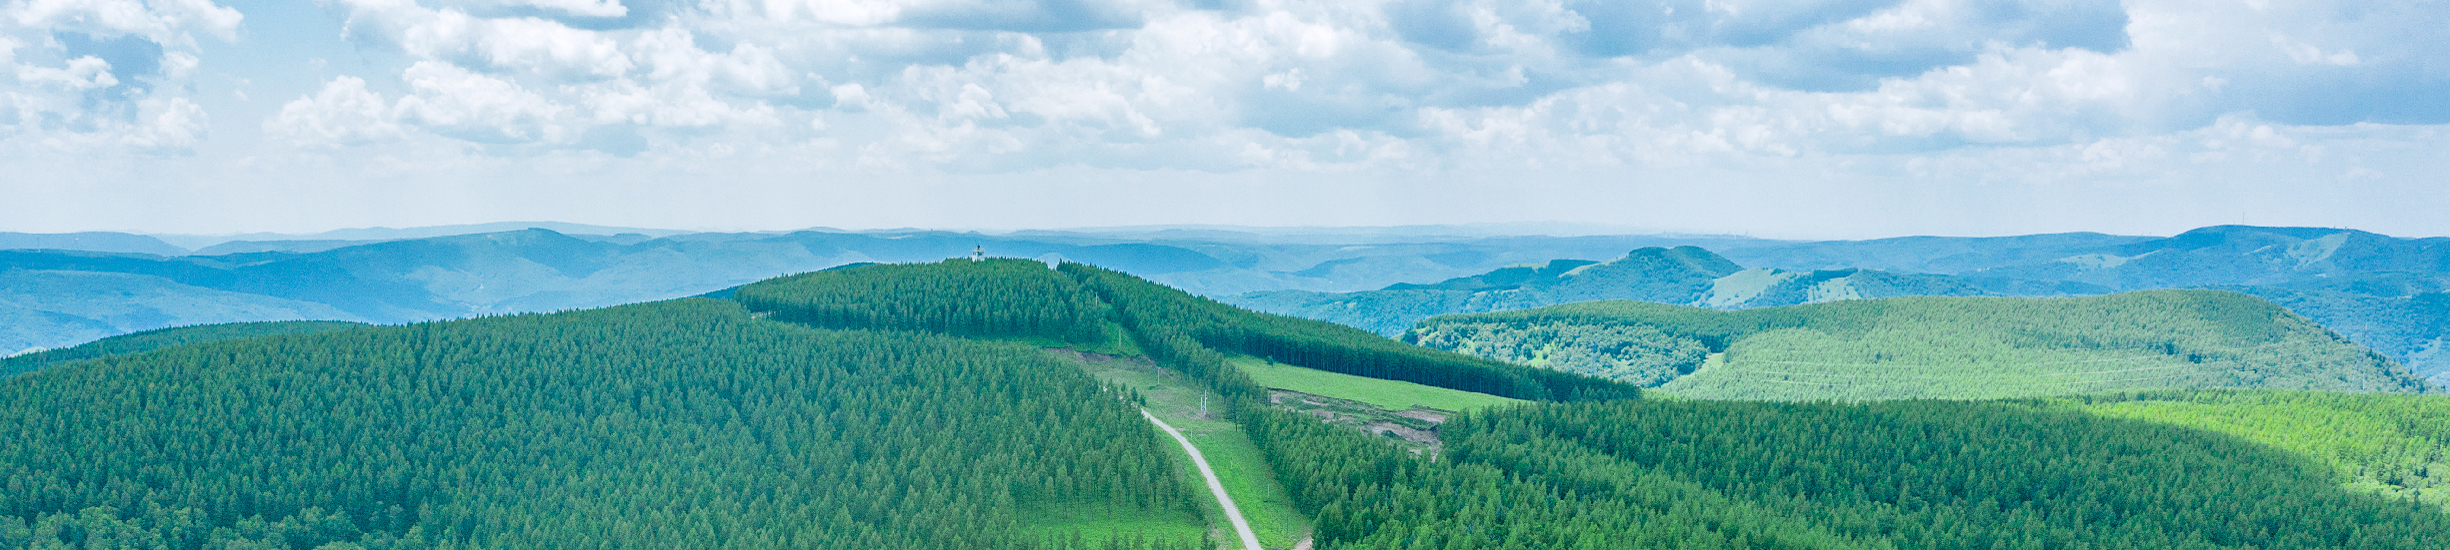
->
(4, 0, 2447, 237)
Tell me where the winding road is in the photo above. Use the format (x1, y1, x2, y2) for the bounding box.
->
(1141, 409, 1266, 550)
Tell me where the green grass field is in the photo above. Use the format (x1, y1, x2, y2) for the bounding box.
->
(1073, 353, 1313, 549)
(1232, 356, 1525, 412)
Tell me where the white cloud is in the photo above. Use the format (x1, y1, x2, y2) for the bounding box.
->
(337, 0, 634, 77)
(270, 76, 404, 146)
(516, 0, 625, 18)
(0, 0, 238, 153)
(15, 55, 118, 89)
(9, 0, 242, 45)
(394, 60, 572, 143)
(120, 94, 207, 149)
(5, 0, 2449, 236)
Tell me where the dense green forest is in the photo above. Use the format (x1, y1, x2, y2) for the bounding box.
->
(0, 299, 1206, 549)
(734, 260, 1115, 345)
(0, 320, 366, 378)
(734, 259, 1637, 403)
(1409, 290, 2430, 400)
(0, 259, 1626, 549)
(1246, 396, 2450, 549)
(2062, 390, 2450, 510)
(1408, 321, 1707, 386)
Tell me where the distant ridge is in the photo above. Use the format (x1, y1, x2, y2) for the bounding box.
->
(146, 221, 701, 250)
(0, 232, 187, 256)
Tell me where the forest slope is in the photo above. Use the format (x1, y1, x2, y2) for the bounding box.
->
(0, 298, 1209, 549)
(1410, 290, 2429, 400)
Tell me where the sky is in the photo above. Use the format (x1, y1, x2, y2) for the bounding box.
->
(1, 0, 2445, 239)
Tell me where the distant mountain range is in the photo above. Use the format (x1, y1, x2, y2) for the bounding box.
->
(8, 224, 2447, 387)
(0, 226, 1762, 355)
(1223, 226, 2450, 386)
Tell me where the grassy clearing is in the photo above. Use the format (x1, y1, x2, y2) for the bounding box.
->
(1188, 429, 1311, 547)
(1074, 353, 1314, 549)
(1232, 356, 1524, 412)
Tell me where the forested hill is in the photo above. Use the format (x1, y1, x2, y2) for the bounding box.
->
(1408, 290, 2431, 399)
(732, 259, 1638, 402)
(0, 297, 1215, 549)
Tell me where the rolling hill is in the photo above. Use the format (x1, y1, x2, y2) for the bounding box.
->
(1408, 290, 2430, 400)
(4, 258, 2445, 549)
(0, 269, 367, 357)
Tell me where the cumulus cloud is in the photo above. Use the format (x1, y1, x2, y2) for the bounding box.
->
(6, 0, 2449, 235)
(0, 0, 241, 153)
(269, 76, 404, 146)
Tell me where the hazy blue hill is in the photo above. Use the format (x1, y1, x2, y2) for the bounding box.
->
(0, 269, 366, 356)
(1, 320, 366, 377)
(1227, 247, 1995, 335)
(1409, 290, 2430, 400)
(0, 308, 114, 360)
(189, 239, 382, 255)
(8, 227, 1484, 353)
(0, 232, 188, 256)
(146, 221, 697, 250)
(1716, 226, 2450, 295)
(1715, 231, 2152, 273)
(1965, 225, 2450, 292)
(1226, 247, 1743, 335)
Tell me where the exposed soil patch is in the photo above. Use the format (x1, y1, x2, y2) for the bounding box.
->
(1267, 388, 1452, 454)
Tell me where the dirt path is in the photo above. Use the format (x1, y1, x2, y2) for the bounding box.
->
(1141, 409, 1265, 550)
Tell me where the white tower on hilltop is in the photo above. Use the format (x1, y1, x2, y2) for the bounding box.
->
(972, 245, 984, 261)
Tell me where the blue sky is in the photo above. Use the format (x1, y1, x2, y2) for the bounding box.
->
(2, 0, 2445, 238)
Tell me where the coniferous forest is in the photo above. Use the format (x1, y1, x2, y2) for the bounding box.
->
(2, 258, 2444, 549)
(0, 299, 1202, 549)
